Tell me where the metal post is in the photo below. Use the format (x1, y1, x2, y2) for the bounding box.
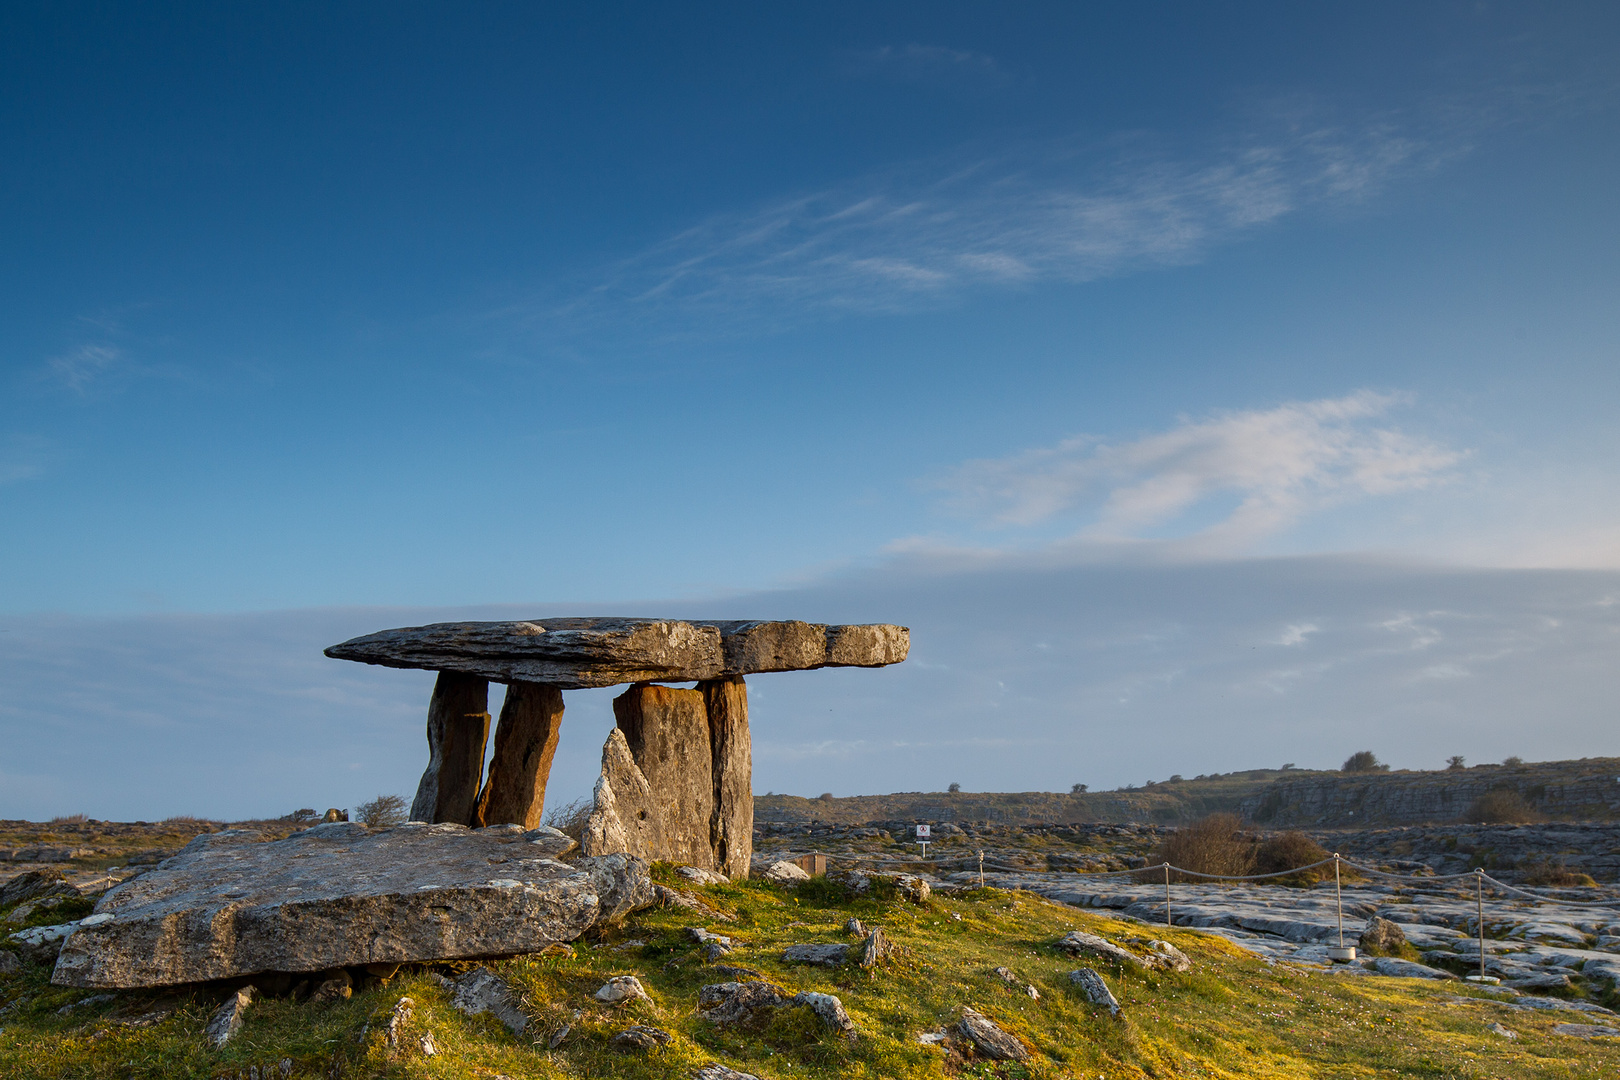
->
(1335, 854, 1344, 948)
(1164, 862, 1172, 927)
(1477, 870, 1486, 983)
(977, 849, 985, 890)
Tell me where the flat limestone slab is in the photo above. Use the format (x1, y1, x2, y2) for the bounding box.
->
(325, 618, 908, 688)
(52, 822, 651, 988)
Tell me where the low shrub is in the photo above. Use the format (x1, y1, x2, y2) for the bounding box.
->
(355, 794, 408, 827)
(1253, 831, 1339, 886)
(542, 796, 593, 840)
(1467, 789, 1542, 824)
(1518, 857, 1597, 888)
(1155, 813, 1256, 883)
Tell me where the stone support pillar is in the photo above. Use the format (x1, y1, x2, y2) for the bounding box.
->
(474, 681, 565, 829)
(409, 672, 491, 825)
(612, 683, 715, 869)
(701, 675, 753, 880)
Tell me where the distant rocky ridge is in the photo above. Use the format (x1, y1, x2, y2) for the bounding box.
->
(757, 757, 1620, 829)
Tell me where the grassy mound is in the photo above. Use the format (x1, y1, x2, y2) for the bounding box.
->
(3, 864, 1617, 1078)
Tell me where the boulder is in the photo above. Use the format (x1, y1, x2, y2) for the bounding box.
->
(52, 822, 652, 988)
(1145, 940, 1193, 972)
(1, 870, 78, 909)
(1359, 916, 1407, 955)
(10, 921, 78, 965)
(958, 1007, 1028, 1061)
(1070, 968, 1121, 1016)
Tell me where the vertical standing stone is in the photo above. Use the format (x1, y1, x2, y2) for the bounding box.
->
(409, 673, 491, 825)
(701, 676, 753, 880)
(474, 681, 565, 829)
(612, 684, 715, 869)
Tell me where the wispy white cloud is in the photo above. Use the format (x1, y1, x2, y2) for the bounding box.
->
(847, 43, 1009, 84)
(46, 344, 124, 392)
(546, 113, 1443, 331)
(936, 391, 1463, 552)
(0, 435, 48, 486)
(1275, 623, 1319, 647)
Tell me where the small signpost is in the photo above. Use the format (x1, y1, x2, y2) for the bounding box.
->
(915, 823, 931, 857)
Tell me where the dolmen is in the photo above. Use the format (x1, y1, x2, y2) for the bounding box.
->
(325, 618, 908, 878)
(45, 617, 906, 990)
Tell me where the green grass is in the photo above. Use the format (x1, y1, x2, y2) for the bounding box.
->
(3, 865, 1617, 1078)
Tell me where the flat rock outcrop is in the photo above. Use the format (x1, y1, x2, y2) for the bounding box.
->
(326, 618, 908, 688)
(52, 821, 650, 988)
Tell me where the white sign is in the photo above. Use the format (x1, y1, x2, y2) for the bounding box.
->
(915, 824, 931, 839)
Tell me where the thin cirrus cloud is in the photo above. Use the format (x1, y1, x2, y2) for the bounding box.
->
(44, 343, 125, 393)
(550, 111, 1442, 334)
(934, 391, 1464, 551)
(846, 43, 1010, 84)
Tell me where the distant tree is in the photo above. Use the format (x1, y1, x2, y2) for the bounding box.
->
(1280, 763, 1296, 771)
(1169, 774, 1184, 783)
(1342, 751, 1389, 773)
(1445, 755, 1467, 771)
(1503, 755, 1524, 767)
(818, 792, 835, 802)
(282, 808, 318, 823)
(1071, 783, 1088, 794)
(948, 782, 961, 793)
(355, 794, 408, 827)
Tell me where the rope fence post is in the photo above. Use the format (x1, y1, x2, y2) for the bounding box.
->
(1477, 869, 1486, 983)
(1164, 862, 1172, 928)
(1327, 854, 1356, 962)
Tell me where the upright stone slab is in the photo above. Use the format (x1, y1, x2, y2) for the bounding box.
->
(475, 681, 564, 829)
(613, 684, 715, 869)
(410, 673, 491, 825)
(702, 676, 752, 880)
(580, 729, 662, 862)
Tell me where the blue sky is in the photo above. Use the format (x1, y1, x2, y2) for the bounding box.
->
(2, 4, 1618, 818)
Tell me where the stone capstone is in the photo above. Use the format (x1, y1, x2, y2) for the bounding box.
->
(325, 618, 908, 688)
(51, 821, 652, 988)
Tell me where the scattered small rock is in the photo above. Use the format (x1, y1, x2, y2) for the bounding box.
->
(1488, 1022, 1517, 1039)
(205, 986, 257, 1048)
(993, 966, 1016, 982)
(916, 1029, 948, 1045)
(1553, 1023, 1620, 1038)
(55, 993, 115, 1016)
(1360, 916, 1407, 955)
(383, 997, 414, 1048)
(1057, 930, 1145, 968)
(783, 942, 848, 966)
(858, 927, 890, 968)
(420, 1031, 438, 1056)
(958, 1006, 1029, 1060)
(452, 967, 530, 1035)
(1505, 972, 1572, 991)
(676, 866, 729, 886)
(845, 918, 864, 936)
(1145, 940, 1192, 972)
(612, 1024, 672, 1049)
(1024, 983, 1040, 1000)
(1070, 968, 1121, 1017)
(694, 1063, 764, 1080)
(762, 861, 811, 885)
(595, 974, 649, 1004)
(793, 990, 854, 1032)
(312, 970, 353, 1003)
(0, 952, 19, 976)
(698, 980, 790, 1025)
